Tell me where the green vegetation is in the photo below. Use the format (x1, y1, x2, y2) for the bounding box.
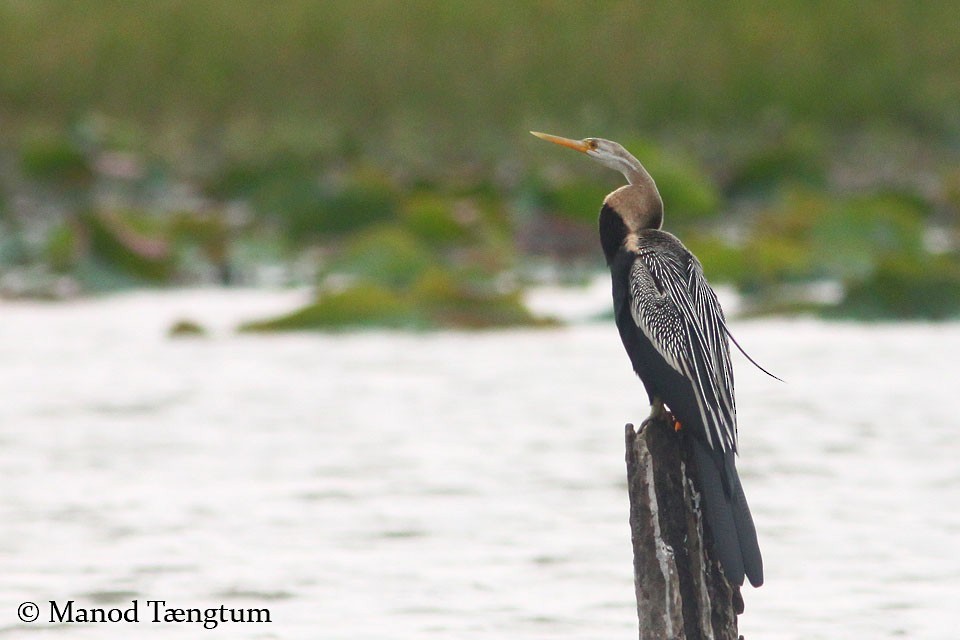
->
(240, 275, 549, 332)
(1, 2, 959, 323)
(241, 284, 416, 331)
(240, 220, 550, 330)
(81, 210, 176, 283)
(328, 226, 438, 290)
(4, 2, 960, 146)
(20, 136, 94, 187)
(168, 318, 208, 338)
(834, 256, 960, 320)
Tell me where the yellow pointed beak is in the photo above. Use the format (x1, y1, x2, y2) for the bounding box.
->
(530, 131, 592, 153)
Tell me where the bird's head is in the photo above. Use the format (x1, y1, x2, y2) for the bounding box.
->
(530, 131, 663, 231)
(530, 131, 648, 186)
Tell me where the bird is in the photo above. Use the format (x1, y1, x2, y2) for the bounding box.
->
(531, 131, 764, 588)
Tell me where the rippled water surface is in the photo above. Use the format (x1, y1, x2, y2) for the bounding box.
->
(1, 290, 958, 638)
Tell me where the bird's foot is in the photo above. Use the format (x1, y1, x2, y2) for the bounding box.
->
(637, 401, 682, 433)
(637, 400, 667, 433)
(637, 415, 658, 434)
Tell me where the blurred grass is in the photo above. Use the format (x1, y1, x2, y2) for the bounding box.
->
(3, 1, 960, 158)
(1, 1, 959, 321)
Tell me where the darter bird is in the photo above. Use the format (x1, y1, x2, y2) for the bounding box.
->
(531, 131, 766, 587)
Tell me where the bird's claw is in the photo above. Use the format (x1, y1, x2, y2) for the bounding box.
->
(636, 417, 654, 434)
(636, 409, 682, 434)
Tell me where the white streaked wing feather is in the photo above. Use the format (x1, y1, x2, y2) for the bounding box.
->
(687, 256, 737, 449)
(628, 247, 737, 452)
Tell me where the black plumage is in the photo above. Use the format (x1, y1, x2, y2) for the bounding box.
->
(532, 132, 763, 587)
(606, 218, 762, 588)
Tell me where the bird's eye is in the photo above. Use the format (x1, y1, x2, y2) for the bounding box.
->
(586, 139, 599, 150)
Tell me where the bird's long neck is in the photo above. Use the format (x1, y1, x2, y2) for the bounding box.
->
(610, 152, 663, 229)
(621, 155, 658, 195)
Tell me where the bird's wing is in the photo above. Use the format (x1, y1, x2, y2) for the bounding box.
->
(628, 247, 737, 452)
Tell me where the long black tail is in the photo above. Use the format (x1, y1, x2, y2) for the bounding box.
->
(689, 437, 763, 587)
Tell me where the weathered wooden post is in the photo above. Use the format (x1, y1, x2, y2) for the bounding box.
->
(625, 419, 743, 640)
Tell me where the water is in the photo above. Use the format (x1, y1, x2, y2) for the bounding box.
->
(1, 289, 958, 639)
